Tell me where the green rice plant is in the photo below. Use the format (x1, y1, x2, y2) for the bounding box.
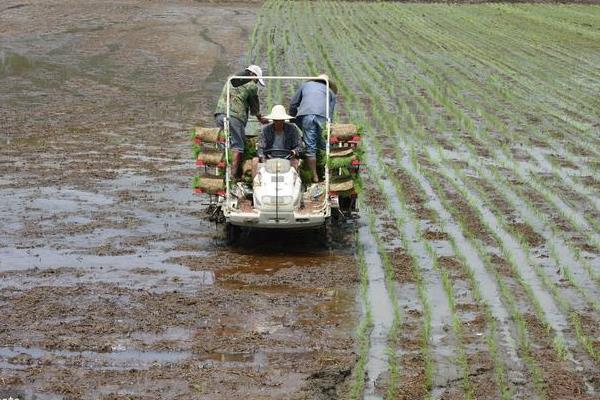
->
(553, 335, 568, 361)
(570, 312, 600, 363)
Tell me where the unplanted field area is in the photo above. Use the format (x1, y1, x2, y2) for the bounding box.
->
(1, 1, 357, 399)
(250, 1, 600, 399)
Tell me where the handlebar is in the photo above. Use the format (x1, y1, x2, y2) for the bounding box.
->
(263, 149, 294, 160)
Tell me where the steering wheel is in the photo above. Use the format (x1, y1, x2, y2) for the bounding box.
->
(263, 149, 293, 160)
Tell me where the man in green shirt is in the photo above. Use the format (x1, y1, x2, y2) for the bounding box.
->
(215, 65, 268, 180)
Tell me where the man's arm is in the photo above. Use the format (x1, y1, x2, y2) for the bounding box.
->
(257, 125, 268, 159)
(288, 86, 303, 117)
(329, 92, 336, 121)
(248, 86, 260, 117)
(214, 84, 227, 115)
(248, 87, 268, 124)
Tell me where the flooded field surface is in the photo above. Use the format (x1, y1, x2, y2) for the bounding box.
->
(0, 1, 358, 398)
(4, 1, 600, 399)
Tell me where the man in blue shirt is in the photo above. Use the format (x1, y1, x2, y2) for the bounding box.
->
(289, 74, 337, 183)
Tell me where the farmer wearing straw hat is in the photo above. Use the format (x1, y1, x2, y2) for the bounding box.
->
(289, 74, 337, 184)
(252, 105, 303, 179)
(215, 65, 269, 180)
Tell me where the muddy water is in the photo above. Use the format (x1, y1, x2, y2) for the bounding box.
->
(364, 142, 460, 392)
(357, 214, 394, 400)
(386, 140, 523, 359)
(0, 2, 358, 398)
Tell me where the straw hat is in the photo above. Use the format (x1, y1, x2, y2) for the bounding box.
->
(245, 65, 265, 86)
(312, 73, 337, 94)
(265, 105, 293, 121)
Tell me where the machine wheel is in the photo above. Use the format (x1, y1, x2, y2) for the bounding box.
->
(317, 220, 330, 247)
(225, 223, 241, 245)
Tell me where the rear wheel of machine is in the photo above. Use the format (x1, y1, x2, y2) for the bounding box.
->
(225, 223, 240, 245)
(317, 220, 330, 248)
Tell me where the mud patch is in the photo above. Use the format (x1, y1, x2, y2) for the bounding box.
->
(509, 222, 545, 247)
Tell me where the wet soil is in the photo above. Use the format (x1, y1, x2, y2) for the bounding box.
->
(0, 2, 358, 398)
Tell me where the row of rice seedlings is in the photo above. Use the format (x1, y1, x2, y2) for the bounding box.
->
(361, 11, 600, 257)
(490, 147, 600, 252)
(412, 117, 597, 297)
(526, 144, 600, 213)
(358, 30, 600, 365)
(318, 25, 552, 394)
(493, 4, 600, 81)
(424, 170, 549, 397)
(514, 4, 600, 41)
(368, 142, 475, 399)
(253, 0, 314, 102)
(382, 138, 542, 398)
(373, 10, 600, 219)
(346, 0, 600, 378)
(443, 153, 600, 365)
(407, 4, 600, 142)
(364, 203, 406, 399)
(340, 139, 405, 396)
(245, 3, 267, 65)
(384, 39, 600, 296)
(376, 4, 600, 177)
(448, 126, 600, 258)
(429, 151, 600, 364)
(328, 3, 596, 264)
(460, 154, 600, 302)
(365, 134, 518, 398)
(318, 25, 507, 392)
(365, 165, 435, 397)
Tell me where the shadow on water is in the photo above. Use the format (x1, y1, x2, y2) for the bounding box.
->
(224, 220, 357, 257)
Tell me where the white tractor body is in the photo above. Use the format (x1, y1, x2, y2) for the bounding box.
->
(223, 158, 329, 229)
